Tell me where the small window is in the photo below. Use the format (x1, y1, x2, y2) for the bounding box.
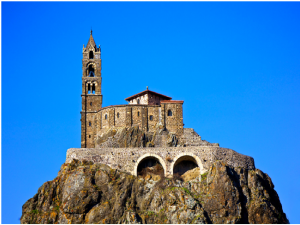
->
(149, 115, 153, 121)
(89, 51, 94, 59)
(90, 102, 92, 106)
(89, 135, 91, 138)
(89, 122, 91, 126)
(137, 111, 140, 117)
(105, 114, 107, 120)
(137, 99, 140, 104)
(168, 109, 172, 116)
(117, 112, 120, 118)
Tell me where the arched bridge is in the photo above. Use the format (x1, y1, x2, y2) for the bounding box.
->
(66, 146, 255, 178)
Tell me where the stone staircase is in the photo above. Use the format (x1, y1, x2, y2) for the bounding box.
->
(180, 128, 218, 147)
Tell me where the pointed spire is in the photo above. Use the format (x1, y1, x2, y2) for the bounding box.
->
(86, 30, 96, 49)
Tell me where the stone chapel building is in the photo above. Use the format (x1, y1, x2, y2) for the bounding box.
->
(66, 31, 254, 178)
(81, 31, 184, 148)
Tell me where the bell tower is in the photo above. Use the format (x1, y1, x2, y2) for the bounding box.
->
(81, 30, 102, 148)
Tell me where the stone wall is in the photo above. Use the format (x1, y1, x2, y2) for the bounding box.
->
(161, 101, 184, 135)
(114, 107, 127, 127)
(147, 106, 160, 132)
(132, 106, 143, 128)
(129, 94, 148, 105)
(93, 103, 184, 137)
(81, 111, 98, 148)
(66, 146, 255, 178)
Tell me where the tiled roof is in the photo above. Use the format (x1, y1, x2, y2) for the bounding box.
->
(125, 89, 172, 101)
(160, 100, 184, 104)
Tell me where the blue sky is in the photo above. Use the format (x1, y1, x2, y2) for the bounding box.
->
(2, 2, 300, 223)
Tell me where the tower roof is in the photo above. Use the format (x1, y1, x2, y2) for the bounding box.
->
(86, 30, 97, 49)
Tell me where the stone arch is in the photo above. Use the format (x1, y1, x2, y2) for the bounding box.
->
(85, 62, 97, 77)
(86, 62, 97, 68)
(171, 152, 204, 176)
(90, 82, 96, 94)
(134, 153, 167, 176)
(86, 81, 93, 94)
(86, 82, 91, 94)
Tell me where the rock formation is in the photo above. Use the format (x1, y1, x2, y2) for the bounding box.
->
(95, 126, 218, 149)
(21, 159, 288, 224)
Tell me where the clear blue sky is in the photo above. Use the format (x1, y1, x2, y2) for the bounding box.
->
(2, 2, 300, 223)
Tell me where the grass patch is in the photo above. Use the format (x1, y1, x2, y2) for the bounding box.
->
(201, 172, 208, 181)
(30, 209, 40, 214)
(182, 187, 191, 195)
(146, 211, 155, 216)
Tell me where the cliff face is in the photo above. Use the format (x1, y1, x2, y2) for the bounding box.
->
(21, 159, 288, 224)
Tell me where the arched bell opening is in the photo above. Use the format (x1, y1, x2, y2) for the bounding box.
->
(92, 83, 96, 94)
(88, 65, 95, 77)
(137, 156, 164, 178)
(173, 155, 199, 178)
(87, 83, 91, 94)
(89, 51, 94, 59)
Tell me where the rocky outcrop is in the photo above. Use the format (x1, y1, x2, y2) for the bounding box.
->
(95, 125, 181, 148)
(21, 159, 288, 224)
(95, 127, 215, 148)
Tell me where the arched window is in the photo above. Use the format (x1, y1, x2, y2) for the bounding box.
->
(88, 83, 91, 94)
(149, 115, 153, 121)
(89, 51, 94, 59)
(89, 122, 91, 126)
(88, 65, 95, 77)
(168, 109, 172, 116)
(137, 99, 140, 104)
(105, 114, 107, 120)
(138, 111, 140, 117)
(92, 84, 95, 94)
(117, 112, 120, 118)
(90, 102, 92, 106)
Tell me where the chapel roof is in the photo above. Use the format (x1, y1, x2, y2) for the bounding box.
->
(125, 88, 172, 101)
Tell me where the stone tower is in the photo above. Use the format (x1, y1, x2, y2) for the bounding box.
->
(81, 30, 102, 148)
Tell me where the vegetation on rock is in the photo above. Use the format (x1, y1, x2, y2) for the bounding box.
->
(21, 159, 288, 224)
